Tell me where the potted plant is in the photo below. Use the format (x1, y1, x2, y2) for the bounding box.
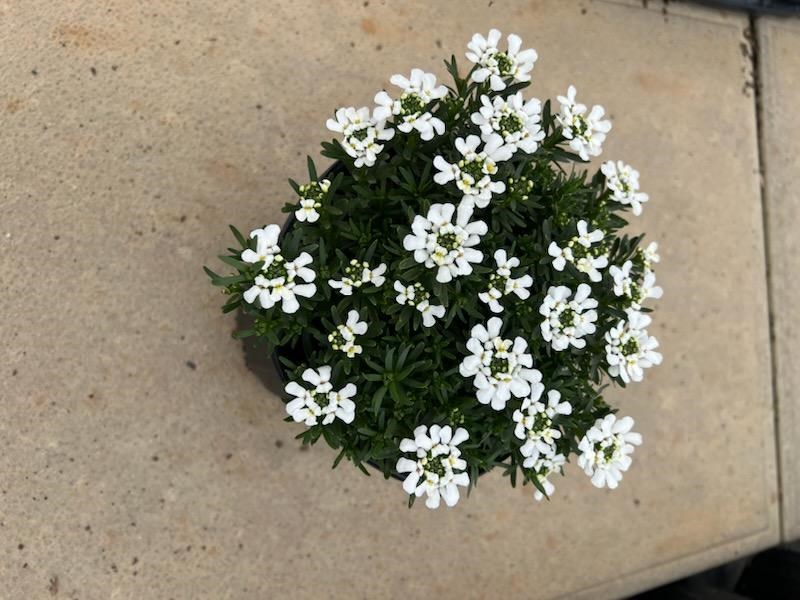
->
(206, 29, 663, 509)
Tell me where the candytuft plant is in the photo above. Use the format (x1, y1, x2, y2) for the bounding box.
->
(206, 29, 663, 509)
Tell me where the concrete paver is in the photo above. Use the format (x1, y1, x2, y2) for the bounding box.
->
(0, 1, 780, 598)
(757, 15, 800, 544)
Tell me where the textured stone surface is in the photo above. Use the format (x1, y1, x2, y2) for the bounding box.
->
(0, 1, 779, 598)
(758, 16, 800, 543)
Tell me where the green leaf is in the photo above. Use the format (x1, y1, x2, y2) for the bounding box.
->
(217, 255, 250, 271)
(364, 357, 383, 373)
(371, 386, 388, 412)
(203, 265, 223, 282)
(327, 172, 345, 199)
(332, 448, 347, 469)
(229, 225, 247, 247)
(396, 345, 411, 369)
(384, 347, 395, 371)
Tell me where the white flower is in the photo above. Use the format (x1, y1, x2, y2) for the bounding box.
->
(326, 106, 395, 168)
(374, 69, 447, 141)
(523, 452, 566, 501)
(284, 366, 356, 426)
(241, 225, 281, 265)
(433, 134, 512, 208)
(478, 249, 533, 313)
(329, 260, 387, 296)
(636, 269, 663, 306)
(328, 309, 368, 358)
(396, 425, 470, 509)
(242, 252, 317, 314)
(296, 199, 320, 223)
(459, 316, 541, 410)
(394, 281, 418, 306)
(393, 281, 445, 328)
(547, 220, 608, 282)
(640, 241, 660, 270)
(324, 385, 357, 424)
(609, 261, 633, 297)
(402, 201, 487, 283)
(294, 179, 330, 223)
(609, 261, 663, 308)
(556, 85, 611, 161)
(547, 243, 571, 271)
(578, 414, 642, 489)
(601, 161, 649, 216)
(465, 29, 538, 92)
(513, 386, 572, 458)
(574, 255, 608, 283)
(363, 263, 386, 286)
(470, 92, 544, 154)
(575, 219, 604, 248)
(416, 299, 446, 328)
(539, 283, 598, 351)
(605, 309, 662, 383)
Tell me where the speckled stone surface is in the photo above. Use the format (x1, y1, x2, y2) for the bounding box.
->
(758, 16, 800, 544)
(0, 1, 780, 598)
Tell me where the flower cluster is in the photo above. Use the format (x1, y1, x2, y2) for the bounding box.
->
(396, 425, 470, 509)
(602, 161, 649, 216)
(285, 366, 356, 426)
(466, 29, 537, 92)
(434, 135, 512, 207)
(402, 202, 487, 283)
(539, 284, 599, 351)
(556, 85, 612, 161)
(326, 107, 395, 168)
(241, 226, 317, 314)
(459, 317, 540, 410)
(328, 259, 387, 296)
(526, 452, 567, 501)
(578, 414, 642, 489)
(513, 386, 572, 460)
(610, 260, 663, 309)
(294, 179, 330, 223)
(548, 220, 608, 283)
(605, 310, 662, 383)
(477, 249, 533, 313)
(374, 69, 447, 141)
(208, 29, 663, 510)
(328, 310, 368, 358)
(393, 281, 445, 327)
(472, 92, 544, 154)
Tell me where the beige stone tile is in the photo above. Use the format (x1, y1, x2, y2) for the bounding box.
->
(0, 1, 778, 598)
(758, 16, 800, 543)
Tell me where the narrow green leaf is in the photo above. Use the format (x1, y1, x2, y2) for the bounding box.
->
(371, 386, 388, 412)
(218, 255, 250, 271)
(229, 225, 247, 247)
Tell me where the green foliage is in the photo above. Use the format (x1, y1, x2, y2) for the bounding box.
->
(206, 56, 654, 495)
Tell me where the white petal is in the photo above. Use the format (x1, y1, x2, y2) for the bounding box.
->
(402, 472, 420, 495)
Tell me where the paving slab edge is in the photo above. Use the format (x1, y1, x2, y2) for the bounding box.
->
(756, 16, 800, 543)
(567, 525, 778, 599)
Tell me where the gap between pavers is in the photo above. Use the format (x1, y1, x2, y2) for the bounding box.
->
(756, 15, 800, 544)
